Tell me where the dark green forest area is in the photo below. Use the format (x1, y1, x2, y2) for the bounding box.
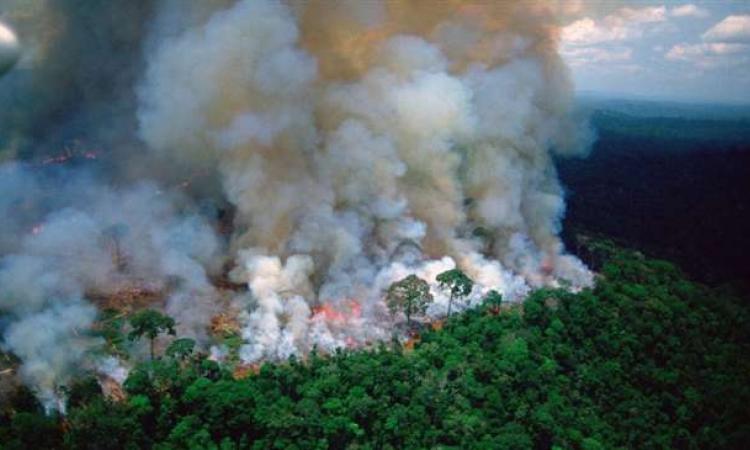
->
(560, 106, 750, 288)
(2, 103, 749, 449)
(1, 241, 748, 449)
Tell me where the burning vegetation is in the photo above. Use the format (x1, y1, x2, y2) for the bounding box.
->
(0, 0, 596, 413)
(0, 2, 748, 448)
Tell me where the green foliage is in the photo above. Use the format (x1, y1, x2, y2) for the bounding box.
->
(436, 268, 474, 318)
(128, 309, 176, 360)
(2, 245, 748, 449)
(65, 376, 103, 410)
(3, 412, 62, 449)
(559, 111, 750, 287)
(64, 397, 149, 450)
(0, 386, 62, 449)
(96, 308, 128, 356)
(483, 289, 503, 313)
(220, 332, 244, 365)
(128, 310, 176, 342)
(386, 274, 432, 327)
(166, 338, 196, 361)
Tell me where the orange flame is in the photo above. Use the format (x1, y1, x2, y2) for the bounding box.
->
(311, 299, 361, 323)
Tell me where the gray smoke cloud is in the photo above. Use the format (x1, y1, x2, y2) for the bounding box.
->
(0, 0, 593, 409)
(0, 166, 222, 410)
(0, 1, 157, 162)
(139, 0, 593, 363)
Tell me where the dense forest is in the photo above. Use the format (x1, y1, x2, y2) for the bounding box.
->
(2, 0, 749, 446)
(1, 239, 748, 449)
(1, 101, 748, 449)
(560, 101, 750, 288)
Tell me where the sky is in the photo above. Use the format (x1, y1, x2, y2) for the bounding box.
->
(560, 1, 750, 104)
(0, 1, 748, 105)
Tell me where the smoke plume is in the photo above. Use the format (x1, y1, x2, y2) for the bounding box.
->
(0, 0, 592, 409)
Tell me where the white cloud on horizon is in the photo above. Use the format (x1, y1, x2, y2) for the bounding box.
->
(561, 3, 750, 102)
(562, 6, 667, 46)
(702, 15, 750, 43)
(562, 46, 633, 66)
(665, 14, 750, 70)
(667, 42, 748, 60)
(670, 4, 709, 19)
(562, 4, 710, 48)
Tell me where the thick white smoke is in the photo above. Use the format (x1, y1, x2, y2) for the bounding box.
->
(0, 167, 221, 410)
(138, 0, 593, 365)
(0, 0, 593, 408)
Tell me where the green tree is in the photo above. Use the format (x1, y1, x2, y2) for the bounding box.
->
(65, 376, 103, 410)
(3, 241, 749, 450)
(386, 274, 433, 327)
(6, 412, 62, 449)
(96, 308, 128, 357)
(436, 269, 473, 318)
(128, 309, 176, 360)
(64, 399, 146, 449)
(483, 290, 503, 314)
(166, 338, 196, 361)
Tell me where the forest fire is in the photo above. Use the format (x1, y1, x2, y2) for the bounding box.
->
(86, 280, 165, 312)
(232, 363, 261, 380)
(311, 300, 362, 324)
(1, 2, 748, 447)
(210, 313, 241, 336)
(0, 0, 595, 415)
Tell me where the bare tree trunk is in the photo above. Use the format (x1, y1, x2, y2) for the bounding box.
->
(149, 339, 155, 360)
(447, 293, 454, 319)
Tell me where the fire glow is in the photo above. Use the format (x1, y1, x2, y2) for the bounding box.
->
(312, 300, 362, 324)
(0, 0, 594, 411)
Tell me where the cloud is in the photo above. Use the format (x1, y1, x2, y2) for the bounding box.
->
(561, 3, 750, 102)
(703, 15, 750, 43)
(560, 5, 672, 70)
(563, 4, 715, 48)
(562, 6, 666, 46)
(670, 4, 709, 19)
(667, 42, 748, 59)
(666, 42, 750, 68)
(562, 46, 633, 66)
(562, 17, 628, 45)
(665, 13, 750, 70)
(617, 6, 667, 24)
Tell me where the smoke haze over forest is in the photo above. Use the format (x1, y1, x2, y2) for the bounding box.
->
(0, 3, 748, 449)
(0, 1, 600, 408)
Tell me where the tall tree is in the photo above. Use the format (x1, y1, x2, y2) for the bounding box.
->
(166, 337, 196, 362)
(128, 309, 176, 360)
(436, 269, 474, 319)
(484, 290, 503, 315)
(386, 275, 433, 328)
